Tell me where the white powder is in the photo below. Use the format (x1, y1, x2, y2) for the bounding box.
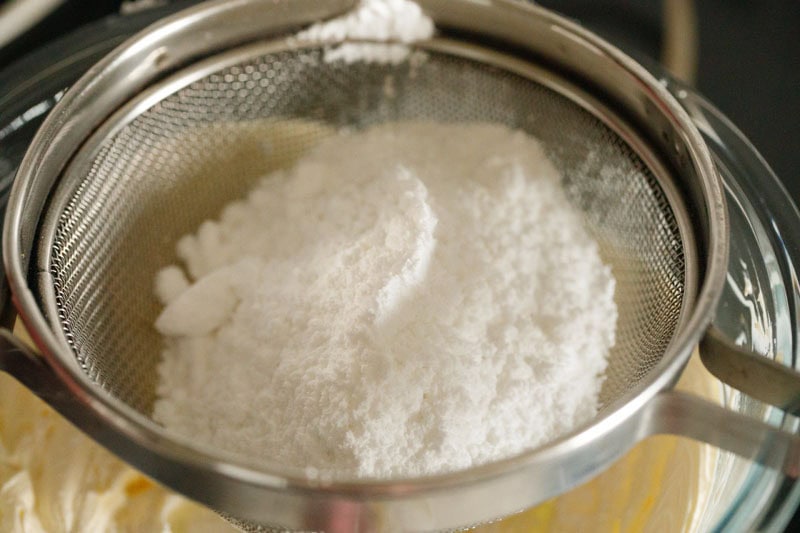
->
(295, 0, 434, 64)
(153, 121, 617, 479)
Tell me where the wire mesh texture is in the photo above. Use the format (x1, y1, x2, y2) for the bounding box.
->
(45, 43, 686, 462)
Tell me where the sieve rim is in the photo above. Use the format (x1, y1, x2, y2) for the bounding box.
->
(39, 34, 703, 475)
(1, 0, 728, 528)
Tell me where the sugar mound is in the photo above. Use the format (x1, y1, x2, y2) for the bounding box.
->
(153, 121, 617, 479)
(296, 0, 435, 64)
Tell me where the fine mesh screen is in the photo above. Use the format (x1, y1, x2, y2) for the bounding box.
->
(46, 44, 685, 423)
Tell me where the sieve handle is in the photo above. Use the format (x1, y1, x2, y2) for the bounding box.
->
(0, 329, 125, 462)
(0, 330, 117, 447)
(650, 390, 800, 477)
(700, 325, 800, 414)
(0, 329, 79, 411)
(646, 325, 800, 477)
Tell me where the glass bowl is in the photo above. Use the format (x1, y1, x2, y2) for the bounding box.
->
(665, 78, 800, 532)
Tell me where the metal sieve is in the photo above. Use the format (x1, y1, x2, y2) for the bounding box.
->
(2, 0, 800, 530)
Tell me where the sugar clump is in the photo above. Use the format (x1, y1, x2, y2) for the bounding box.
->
(296, 0, 435, 64)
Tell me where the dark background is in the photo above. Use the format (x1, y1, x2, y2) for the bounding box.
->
(536, 0, 800, 204)
(1, 0, 798, 529)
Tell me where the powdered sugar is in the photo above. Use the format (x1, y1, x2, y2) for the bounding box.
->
(153, 121, 617, 479)
(295, 0, 434, 64)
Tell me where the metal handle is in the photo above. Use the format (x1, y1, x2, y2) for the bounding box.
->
(0, 328, 123, 464)
(0, 328, 85, 417)
(644, 324, 800, 478)
(650, 390, 800, 478)
(701, 325, 800, 414)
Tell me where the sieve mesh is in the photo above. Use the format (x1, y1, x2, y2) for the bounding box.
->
(46, 44, 685, 436)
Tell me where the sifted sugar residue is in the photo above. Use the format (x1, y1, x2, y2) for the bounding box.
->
(153, 121, 617, 479)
